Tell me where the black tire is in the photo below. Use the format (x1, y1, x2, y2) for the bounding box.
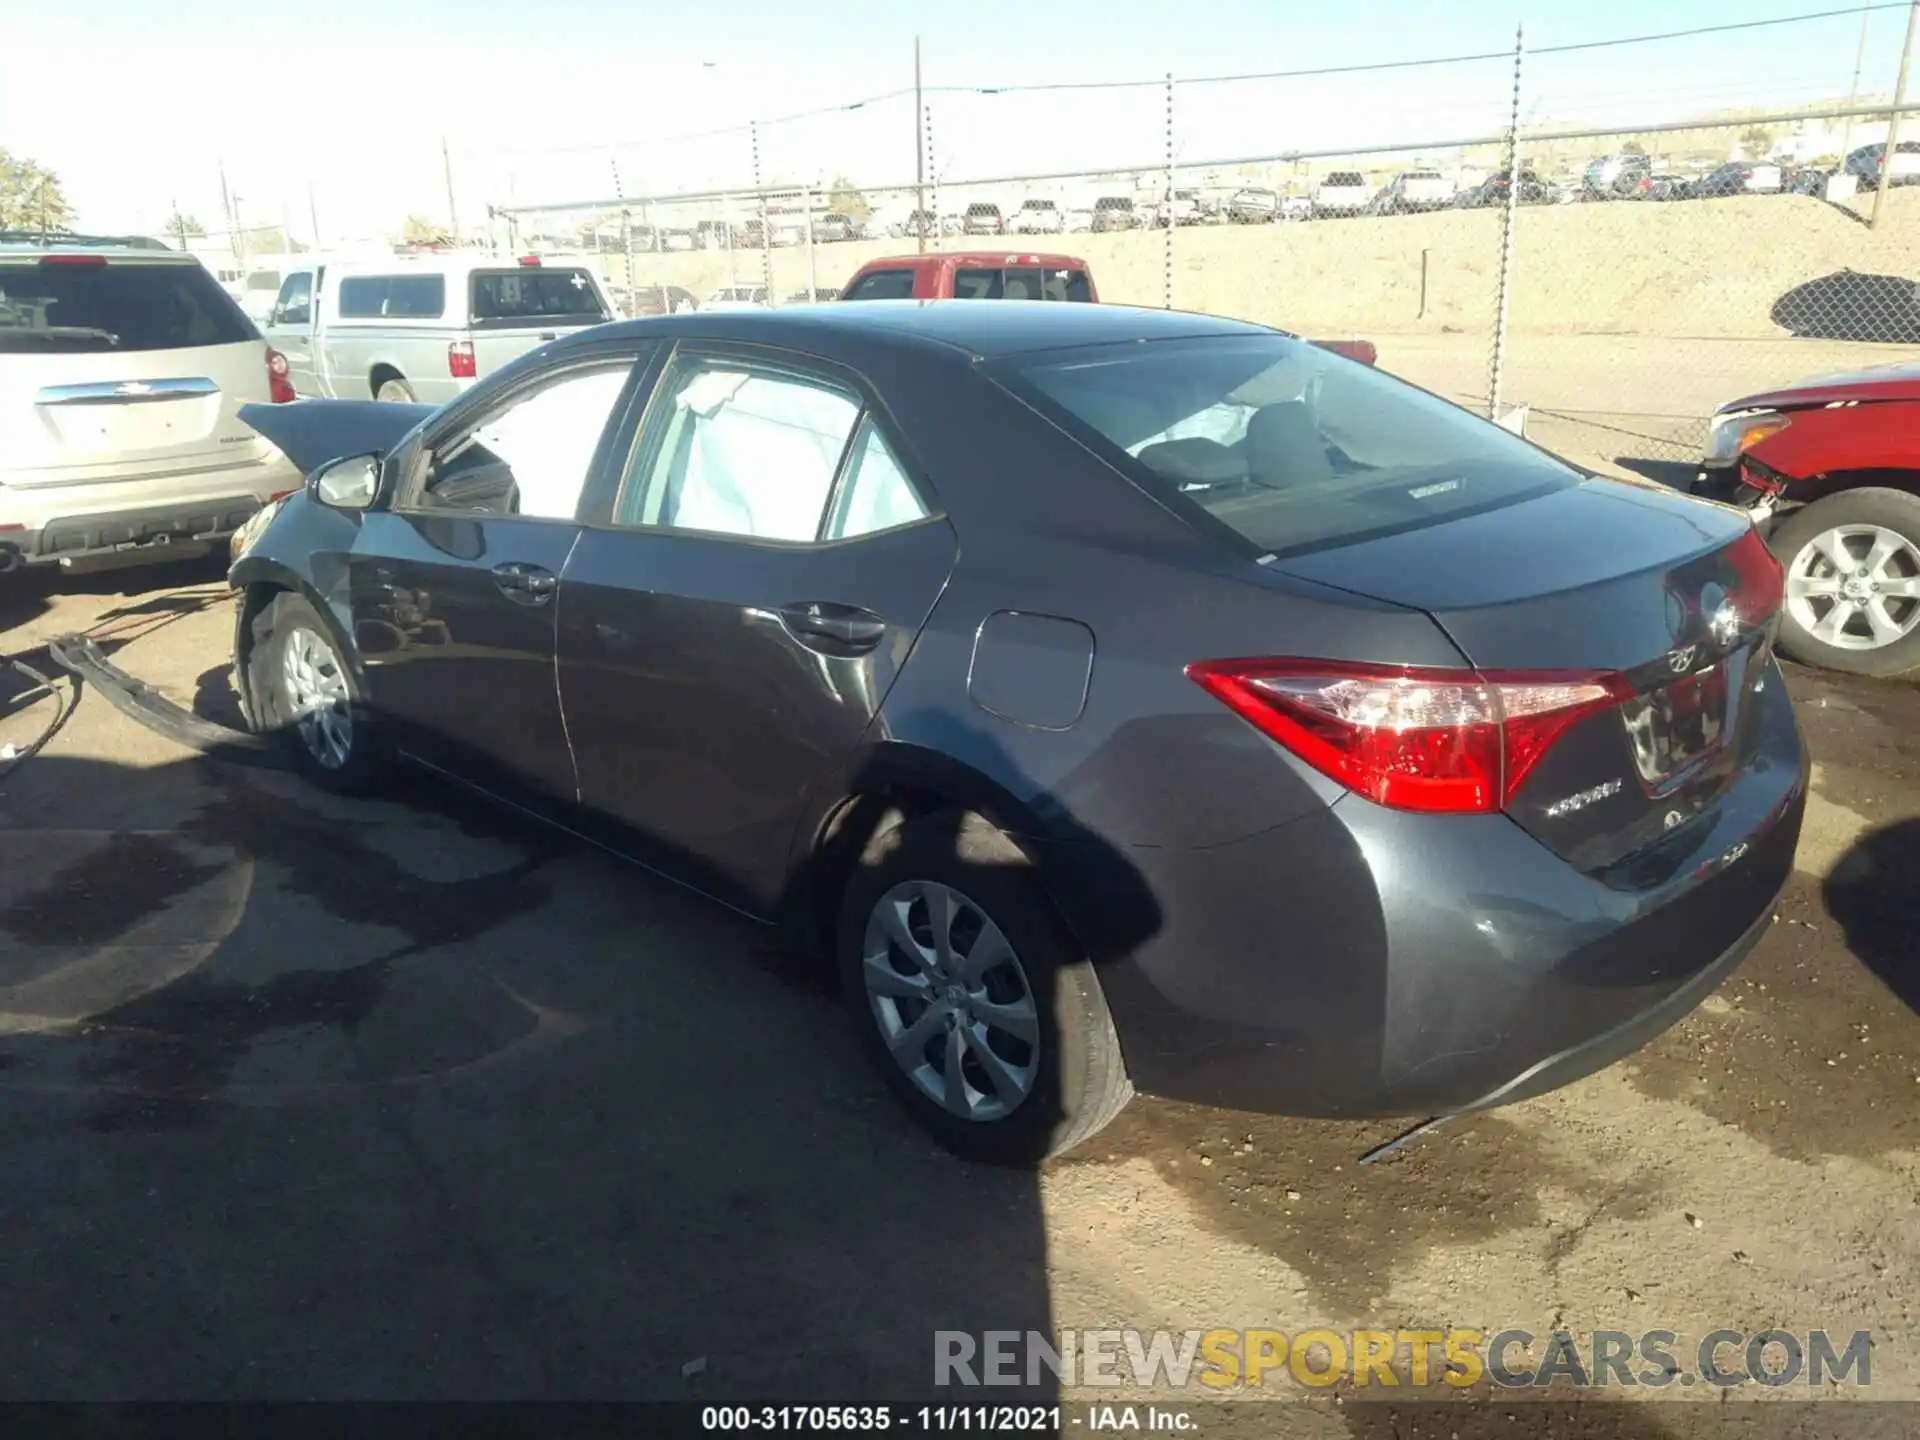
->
(247, 591, 389, 793)
(1769, 486, 1920, 678)
(373, 374, 416, 403)
(837, 811, 1131, 1165)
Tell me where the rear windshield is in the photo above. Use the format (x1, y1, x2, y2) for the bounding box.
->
(844, 269, 917, 301)
(0, 259, 256, 353)
(992, 334, 1578, 559)
(337, 274, 446, 320)
(1324, 172, 1365, 186)
(469, 268, 609, 329)
(954, 267, 1093, 302)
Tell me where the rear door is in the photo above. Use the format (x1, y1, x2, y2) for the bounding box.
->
(556, 343, 958, 914)
(465, 264, 614, 378)
(0, 254, 273, 490)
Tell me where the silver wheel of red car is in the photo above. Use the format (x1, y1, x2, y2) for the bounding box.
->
(1784, 523, 1920, 651)
(1772, 487, 1920, 676)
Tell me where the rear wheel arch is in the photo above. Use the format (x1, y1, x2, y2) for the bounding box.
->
(784, 746, 1080, 969)
(369, 363, 408, 400)
(1796, 467, 1920, 505)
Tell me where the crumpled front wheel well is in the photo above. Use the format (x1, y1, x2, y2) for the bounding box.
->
(233, 580, 292, 730)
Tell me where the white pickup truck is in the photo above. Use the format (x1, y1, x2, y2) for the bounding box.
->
(261, 253, 616, 405)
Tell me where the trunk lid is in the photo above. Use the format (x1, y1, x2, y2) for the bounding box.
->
(239, 398, 434, 476)
(0, 256, 272, 489)
(1271, 479, 1783, 870)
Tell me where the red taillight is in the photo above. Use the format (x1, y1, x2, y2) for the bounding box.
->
(1723, 524, 1785, 625)
(448, 340, 477, 378)
(517, 255, 542, 266)
(265, 347, 296, 404)
(1186, 658, 1626, 814)
(39, 254, 107, 267)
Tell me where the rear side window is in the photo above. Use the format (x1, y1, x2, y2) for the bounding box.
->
(844, 269, 917, 301)
(337, 274, 446, 320)
(0, 260, 256, 353)
(469, 268, 610, 329)
(993, 335, 1578, 560)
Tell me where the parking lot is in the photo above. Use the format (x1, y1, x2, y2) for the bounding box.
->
(1, 551, 1914, 1419)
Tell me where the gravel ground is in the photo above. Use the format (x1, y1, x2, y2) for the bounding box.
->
(0, 550, 1914, 1428)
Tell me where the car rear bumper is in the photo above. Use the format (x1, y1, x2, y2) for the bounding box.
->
(0, 453, 300, 569)
(1041, 667, 1807, 1119)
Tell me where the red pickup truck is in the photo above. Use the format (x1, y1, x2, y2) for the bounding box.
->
(836, 251, 1379, 367)
(841, 252, 1096, 302)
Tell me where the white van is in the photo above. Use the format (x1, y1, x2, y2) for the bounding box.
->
(262, 253, 616, 404)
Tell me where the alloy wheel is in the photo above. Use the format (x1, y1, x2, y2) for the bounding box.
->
(861, 880, 1040, 1122)
(1785, 523, 1920, 651)
(281, 626, 354, 769)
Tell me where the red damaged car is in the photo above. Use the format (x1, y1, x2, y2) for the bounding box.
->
(1695, 362, 1920, 676)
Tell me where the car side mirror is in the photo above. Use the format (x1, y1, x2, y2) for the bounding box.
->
(312, 453, 380, 511)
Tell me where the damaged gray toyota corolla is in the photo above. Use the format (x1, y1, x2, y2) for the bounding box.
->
(226, 301, 1807, 1165)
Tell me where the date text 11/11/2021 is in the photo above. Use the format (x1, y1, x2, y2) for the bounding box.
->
(699, 1405, 1195, 1432)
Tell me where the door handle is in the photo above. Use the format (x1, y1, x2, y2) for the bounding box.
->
(492, 561, 557, 605)
(777, 601, 887, 651)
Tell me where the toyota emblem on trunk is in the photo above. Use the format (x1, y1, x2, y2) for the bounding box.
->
(1667, 644, 1697, 674)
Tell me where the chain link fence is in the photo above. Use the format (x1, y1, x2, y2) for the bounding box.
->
(411, 5, 1919, 480)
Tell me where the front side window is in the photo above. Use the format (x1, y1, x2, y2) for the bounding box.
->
(617, 358, 861, 541)
(408, 362, 634, 519)
(993, 334, 1578, 559)
(272, 272, 313, 326)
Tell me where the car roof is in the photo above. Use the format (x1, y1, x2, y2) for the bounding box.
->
(326, 252, 598, 278)
(583, 300, 1272, 360)
(0, 232, 183, 259)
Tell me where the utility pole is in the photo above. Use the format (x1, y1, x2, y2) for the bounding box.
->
(442, 136, 460, 245)
(1843, 0, 1873, 156)
(308, 182, 322, 251)
(1873, 0, 1918, 230)
(172, 199, 188, 251)
(914, 36, 926, 254)
(1487, 23, 1524, 421)
(219, 162, 238, 261)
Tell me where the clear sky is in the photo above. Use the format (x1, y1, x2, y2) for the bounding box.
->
(5, 0, 1913, 245)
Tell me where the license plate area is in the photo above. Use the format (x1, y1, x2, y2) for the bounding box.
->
(1620, 661, 1730, 792)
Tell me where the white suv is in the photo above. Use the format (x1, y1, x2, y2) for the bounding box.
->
(0, 235, 301, 573)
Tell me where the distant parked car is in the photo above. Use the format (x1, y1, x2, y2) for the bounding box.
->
(1695, 362, 1920, 675)
(1694, 161, 1785, 198)
(816, 213, 860, 243)
(1312, 170, 1371, 217)
(660, 229, 698, 252)
(1063, 207, 1095, 234)
(1844, 140, 1920, 190)
(1583, 154, 1653, 200)
(1228, 188, 1278, 223)
(703, 284, 770, 311)
(962, 203, 1006, 236)
(1646, 173, 1697, 202)
(1010, 199, 1065, 235)
(1375, 170, 1453, 214)
(1457, 170, 1553, 208)
(1781, 164, 1829, 196)
(622, 283, 700, 317)
(1091, 197, 1139, 232)
(1278, 194, 1314, 222)
(1153, 190, 1203, 227)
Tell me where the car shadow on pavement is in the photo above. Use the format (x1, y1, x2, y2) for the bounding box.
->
(1611, 458, 1700, 492)
(1770, 270, 1920, 344)
(1822, 816, 1920, 1017)
(0, 734, 1166, 1403)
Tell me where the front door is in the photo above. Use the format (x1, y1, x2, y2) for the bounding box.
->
(264, 270, 318, 396)
(349, 349, 647, 803)
(557, 344, 958, 914)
